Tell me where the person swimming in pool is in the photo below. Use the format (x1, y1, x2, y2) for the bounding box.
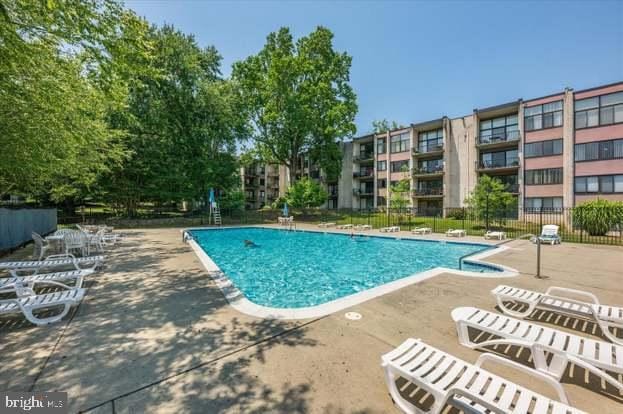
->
(244, 239, 258, 248)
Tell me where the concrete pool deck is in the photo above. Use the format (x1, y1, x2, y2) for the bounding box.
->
(0, 226, 622, 413)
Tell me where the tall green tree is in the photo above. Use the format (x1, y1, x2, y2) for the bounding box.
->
(232, 26, 357, 184)
(372, 119, 404, 134)
(0, 0, 151, 207)
(465, 175, 515, 229)
(101, 25, 247, 214)
(389, 165, 410, 209)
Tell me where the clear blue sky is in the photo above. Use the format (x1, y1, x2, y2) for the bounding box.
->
(126, 0, 623, 135)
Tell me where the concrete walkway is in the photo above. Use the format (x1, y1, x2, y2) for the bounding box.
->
(1, 227, 622, 413)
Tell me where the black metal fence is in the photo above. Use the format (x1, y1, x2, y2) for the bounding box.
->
(57, 204, 623, 246)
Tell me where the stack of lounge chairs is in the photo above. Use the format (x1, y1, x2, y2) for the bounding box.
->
(381, 283, 622, 413)
(0, 225, 122, 326)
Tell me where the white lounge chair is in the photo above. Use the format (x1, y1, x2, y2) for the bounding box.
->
(354, 224, 372, 230)
(380, 226, 400, 233)
(318, 222, 336, 228)
(0, 269, 94, 293)
(336, 224, 353, 229)
(0, 254, 104, 276)
(381, 338, 583, 414)
(445, 229, 466, 237)
(411, 227, 432, 235)
(534, 224, 561, 245)
(452, 306, 623, 393)
(0, 288, 85, 325)
(492, 285, 623, 345)
(484, 230, 505, 240)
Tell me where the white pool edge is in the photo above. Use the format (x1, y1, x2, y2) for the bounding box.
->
(184, 226, 519, 320)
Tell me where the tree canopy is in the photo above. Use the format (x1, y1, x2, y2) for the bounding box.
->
(232, 26, 357, 184)
(283, 178, 328, 209)
(465, 175, 515, 228)
(372, 119, 404, 134)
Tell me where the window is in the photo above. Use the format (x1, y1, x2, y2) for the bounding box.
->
(575, 175, 623, 193)
(377, 179, 386, 189)
(575, 91, 623, 129)
(480, 149, 518, 168)
(524, 139, 563, 158)
(390, 160, 409, 173)
(525, 197, 563, 210)
(575, 138, 623, 161)
(479, 114, 519, 142)
(259, 190, 265, 199)
(417, 129, 443, 152)
(525, 101, 563, 131)
(377, 160, 386, 171)
(416, 158, 443, 173)
(259, 178, 265, 186)
(377, 138, 386, 154)
(525, 168, 563, 185)
(390, 132, 410, 153)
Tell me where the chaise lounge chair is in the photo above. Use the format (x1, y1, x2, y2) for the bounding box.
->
(0, 269, 94, 293)
(0, 288, 85, 326)
(411, 227, 432, 235)
(382, 338, 584, 414)
(451, 306, 623, 394)
(534, 224, 561, 245)
(318, 222, 336, 228)
(354, 224, 372, 230)
(380, 226, 400, 233)
(336, 224, 353, 229)
(484, 230, 505, 240)
(492, 284, 623, 345)
(0, 254, 104, 276)
(445, 229, 466, 237)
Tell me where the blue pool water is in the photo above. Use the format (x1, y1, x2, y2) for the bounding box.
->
(191, 227, 499, 308)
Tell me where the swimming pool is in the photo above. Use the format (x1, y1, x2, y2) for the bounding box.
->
(188, 227, 513, 316)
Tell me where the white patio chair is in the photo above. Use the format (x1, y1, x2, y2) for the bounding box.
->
(382, 338, 584, 414)
(0, 288, 85, 325)
(484, 230, 505, 240)
(411, 227, 432, 235)
(380, 226, 400, 233)
(492, 284, 623, 345)
(451, 306, 623, 394)
(535, 224, 561, 244)
(63, 230, 88, 256)
(336, 224, 353, 230)
(31, 232, 52, 260)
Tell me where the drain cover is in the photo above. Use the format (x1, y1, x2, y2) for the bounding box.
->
(345, 312, 362, 320)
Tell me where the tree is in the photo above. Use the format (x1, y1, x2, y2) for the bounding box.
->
(0, 1, 147, 203)
(284, 178, 327, 209)
(465, 175, 515, 229)
(232, 26, 357, 185)
(101, 25, 247, 215)
(372, 119, 404, 134)
(389, 165, 410, 210)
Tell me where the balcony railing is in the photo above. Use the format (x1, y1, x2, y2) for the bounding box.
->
(412, 188, 443, 196)
(353, 169, 374, 179)
(353, 188, 374, 196)
(353, 152, 374, 162)
(412, 165, 444, 175)
(505, 184, 519, 193)
(478, 130, 520, 145)
(413, 142, 444, 155)
(477, 157, 520, 170)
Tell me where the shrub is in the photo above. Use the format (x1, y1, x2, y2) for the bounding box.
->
(446, 208, 466, 220)
(573, 199, 623, 236)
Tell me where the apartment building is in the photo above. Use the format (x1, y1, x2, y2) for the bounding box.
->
(241, 81, 622, 211)
(349, 80, 623, 212)
(240, 163, 284, 209)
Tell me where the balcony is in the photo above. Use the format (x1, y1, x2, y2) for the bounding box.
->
(412, 165, 444, 178)
(412, 142, 444, 157)
(353, 188, 374, 197)
(353, 152, 374, 163)
(477, 130, 520, 149)
(412, 188, 443, 198)
(476, 157, 520, 173)
(353, 169, 374, 180)
(505, 184, 520, 194)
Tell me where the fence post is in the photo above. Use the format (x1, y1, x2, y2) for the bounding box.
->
(433, 215, 436, 233)
(462, 207, 465, 230)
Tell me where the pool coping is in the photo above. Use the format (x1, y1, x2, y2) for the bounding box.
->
(183, 225, 519, 320)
